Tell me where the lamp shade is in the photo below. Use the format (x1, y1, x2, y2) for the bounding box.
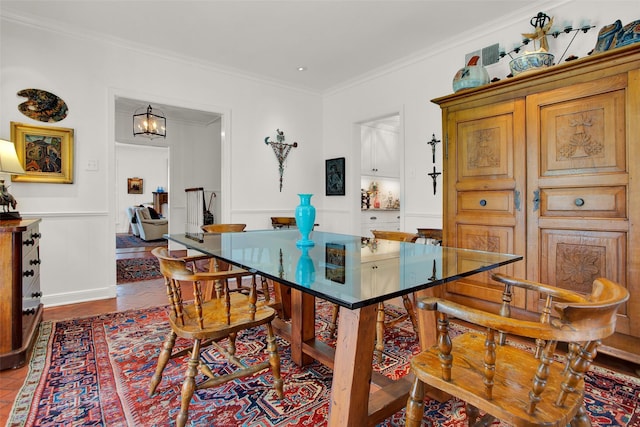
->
(0, 139, 26, 175)
(133, 105, 166, 139)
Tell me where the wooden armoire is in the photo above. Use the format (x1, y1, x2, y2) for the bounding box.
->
(432, 43, 640, 363)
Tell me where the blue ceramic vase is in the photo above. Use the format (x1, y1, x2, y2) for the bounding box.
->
(295, 246, 315, 286)
(295, 193, 316, 247)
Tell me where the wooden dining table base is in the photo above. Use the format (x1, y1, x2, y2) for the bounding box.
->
(270, 282, 418, 426)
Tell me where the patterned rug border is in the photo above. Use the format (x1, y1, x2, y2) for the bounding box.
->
(7, 305, 640, 427)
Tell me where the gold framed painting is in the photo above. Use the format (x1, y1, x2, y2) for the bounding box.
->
(10, 121, 74, 184)
(127, 177, 143, 194)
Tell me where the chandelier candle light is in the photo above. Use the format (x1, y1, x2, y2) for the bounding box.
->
(133, 105, 166, 139)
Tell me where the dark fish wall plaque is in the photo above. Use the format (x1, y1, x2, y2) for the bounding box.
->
(17, 89, 68, 122)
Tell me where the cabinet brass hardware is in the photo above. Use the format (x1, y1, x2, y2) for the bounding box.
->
(479, 199, 487, 206)
(575, 198, 585, 207)
(533, 190, 540, 211)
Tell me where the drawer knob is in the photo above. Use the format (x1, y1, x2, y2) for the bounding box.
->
(370, 216, 377, 220)
(31, 291, 42, 298)
(574, 198, 585, 207)
(23, 308, 36, 315)
(23, 269, 35, 277)
(29, 259, 42, 265)
(479, 199, 487, 207)
(23, 238, 35, 246)
(31, 232, 42, 239)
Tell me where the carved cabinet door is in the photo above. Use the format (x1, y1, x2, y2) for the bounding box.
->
(444, 100, 527, 308)
(526, 75, 631, 334)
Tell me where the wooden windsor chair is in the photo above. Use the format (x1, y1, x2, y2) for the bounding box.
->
(405, 273, 629, 427)
(149, 247, 284, 427)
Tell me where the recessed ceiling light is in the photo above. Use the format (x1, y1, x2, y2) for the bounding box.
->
(297, 66, 307, 72)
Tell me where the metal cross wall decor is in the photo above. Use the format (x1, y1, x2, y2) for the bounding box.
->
(264, 128, 298, 192)
(427, 134, 440, 164)
(428, 166, 441, 195)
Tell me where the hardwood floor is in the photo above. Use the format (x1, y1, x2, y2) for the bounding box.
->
(1, 246, 638, 425)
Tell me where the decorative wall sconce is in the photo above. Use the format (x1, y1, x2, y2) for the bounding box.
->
(264, 129, 298, 192)
(133, 105, 166, 139)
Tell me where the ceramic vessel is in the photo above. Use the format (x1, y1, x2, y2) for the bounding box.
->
(452, 55, 490, 93)
(295, 246, 315, 286)
(615, 19, 640, 48)
(509, 52, 554, 76)
(295, 193, 316, 246)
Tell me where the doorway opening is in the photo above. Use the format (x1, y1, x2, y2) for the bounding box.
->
(359, 113, 402, 238)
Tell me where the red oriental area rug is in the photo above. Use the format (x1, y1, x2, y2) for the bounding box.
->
(116, 258, 163, 284)
(8, 303, 640, 426)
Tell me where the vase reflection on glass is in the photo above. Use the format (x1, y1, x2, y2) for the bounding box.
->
(296, 246, 315, 286)
(295, 193, 316, 247)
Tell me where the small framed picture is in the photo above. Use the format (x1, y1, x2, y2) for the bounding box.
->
(10, 121, 74, 184)
(127, 177, 143, 194)
(325, 157, 345, 196)
(325, 243, 346, 284)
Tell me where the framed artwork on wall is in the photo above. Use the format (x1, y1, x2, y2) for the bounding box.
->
(325, 157, 345, 196)
(10, 121, 74, 184)
(325, 243, 346, 284)
(127, 177, 143, 194)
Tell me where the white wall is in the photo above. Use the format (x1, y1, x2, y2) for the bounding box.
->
(322, 0, 638, 235)
(1, 1, 636, 306)
(1, 16, 323, 306)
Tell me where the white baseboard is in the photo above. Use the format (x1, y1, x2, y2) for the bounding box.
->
(42, 285, 117, 308)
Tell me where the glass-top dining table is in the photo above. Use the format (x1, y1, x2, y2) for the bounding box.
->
(166, 229, 522, 426)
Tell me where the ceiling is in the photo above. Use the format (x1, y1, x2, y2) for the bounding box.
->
(1, 0, 556, 93)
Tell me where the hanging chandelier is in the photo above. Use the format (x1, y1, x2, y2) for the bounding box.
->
(133, 105, 166, 139)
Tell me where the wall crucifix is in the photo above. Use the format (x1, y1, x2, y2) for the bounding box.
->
(427, 133, 440, 164)
(264, 129, 298, 192)
(428, 166, 442, 195)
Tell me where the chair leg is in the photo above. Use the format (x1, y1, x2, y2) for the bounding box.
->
(260, 276, 271, 303)
(402, 294, 419, 334)
(405, 376, 424, 427)
(177, 339, 201, 427)
(466, 403, 480, 425)
(149, 330, 177, 396)
(266, 322, 284, 399)
(570, 403, 592, 427)
(375, 302, 386, 363)
(328, 304, 339, 337)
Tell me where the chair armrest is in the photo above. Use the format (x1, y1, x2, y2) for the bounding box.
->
(417, 296, 584, 342)
(491, 273, 587, 303)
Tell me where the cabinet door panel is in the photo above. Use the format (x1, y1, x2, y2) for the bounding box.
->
(538, 228, 629, 333)
(447, 224, 525, 308)
(537, 84, 626, 177)
(457, 114, 513, 182)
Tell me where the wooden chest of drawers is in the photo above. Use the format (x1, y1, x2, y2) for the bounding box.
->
(0, 219, 42, 370)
